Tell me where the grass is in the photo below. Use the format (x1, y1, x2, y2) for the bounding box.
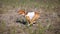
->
(0, 0, 60, 14)
(0, 0, 60, 8)
(0, 19, 51, 34)
(0, 20, 6, 34)
(0, 0, 60, 34)
(23, 21, 51, 34)
(0, 20, 16, 34)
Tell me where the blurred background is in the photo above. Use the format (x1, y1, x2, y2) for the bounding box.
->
(0, 0, 60, 34)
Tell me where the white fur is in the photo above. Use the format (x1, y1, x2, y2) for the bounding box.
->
(26, 12, 35, 19)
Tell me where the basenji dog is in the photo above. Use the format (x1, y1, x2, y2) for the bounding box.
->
(18, 9, 40, 26)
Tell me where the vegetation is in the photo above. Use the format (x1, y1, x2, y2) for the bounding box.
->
(0, 0, 60, 34)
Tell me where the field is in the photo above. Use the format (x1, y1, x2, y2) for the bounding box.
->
(0, 0, 60, 34)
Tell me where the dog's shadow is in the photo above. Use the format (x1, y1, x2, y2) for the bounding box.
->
(16, 18, 27, 25)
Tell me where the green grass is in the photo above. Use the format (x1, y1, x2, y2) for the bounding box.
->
(0, 0, 60, 34)
(0, 0, 60, 14)
(0, 20, 6, 34)
(24, 21, 51, 34)
(0, 20, 51, 34)
(0, 0, 60, 8)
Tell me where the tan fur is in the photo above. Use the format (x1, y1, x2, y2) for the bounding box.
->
(26, 12, 40, 25)
(25, 16, 31, 23)
(18, 10, 25, 15)
(18, 10, 40, 25)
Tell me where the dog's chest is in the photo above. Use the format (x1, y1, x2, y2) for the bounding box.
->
(26, 12, 35, 19)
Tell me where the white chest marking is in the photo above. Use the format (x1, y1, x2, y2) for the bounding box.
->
(26, 12, 35, 19)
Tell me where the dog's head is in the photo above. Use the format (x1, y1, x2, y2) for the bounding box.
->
(18, 10, 26, 15)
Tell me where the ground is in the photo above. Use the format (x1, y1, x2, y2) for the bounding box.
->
(0, 0, 60, 34)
